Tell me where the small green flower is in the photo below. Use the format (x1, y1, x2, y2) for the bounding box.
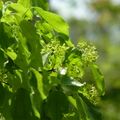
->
(77, 42, 98, 65)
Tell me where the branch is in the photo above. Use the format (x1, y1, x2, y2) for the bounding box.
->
(39, 68, 56, 73)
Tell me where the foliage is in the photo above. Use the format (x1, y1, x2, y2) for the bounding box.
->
(57, 0, 120, 119)
(0, 0, 105, 120)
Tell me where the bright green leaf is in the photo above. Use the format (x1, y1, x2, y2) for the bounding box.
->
(35, 21, 54, 38)
(34, 7, 69, 35)
(42, 52, 51, 66)
(63, 47, 82, 65)
(7, 3, 33, 19)
(89, 63, 105, 95)
(6, 47, 17, 60)
(18, 0, 31, 8)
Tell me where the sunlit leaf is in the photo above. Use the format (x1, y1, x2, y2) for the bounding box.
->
(7, 3, 33, 19)
(34, 7, 69, 35)
(89, 63, 105, 95)
(63, 47, 82, 65)
(18, 0, 31, 8)
(42, 52, 51, 66)
(6, 47, 17, 60)
(35, 21, 54, 38)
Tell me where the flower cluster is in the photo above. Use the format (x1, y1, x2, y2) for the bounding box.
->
(41, 40, 68, 68)
(80, 83, 101, 105)
(77, 42, 98, 65)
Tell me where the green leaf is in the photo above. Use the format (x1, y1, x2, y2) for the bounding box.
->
(68, 94, 102, 120)
(34, 7, 69, 35)
(30, 45, 43, 70)
(35, 21, 54, 38)
(0, 22, 15, 49)
(31, 0, 49, 11)
(42, 52, 51, 66)
(14, 14, 41, 52)
(0, 49, 7, 67)
(18, 0, 31, 8)
(89, 63, 105, 95)
(68, 93, 87, 120)
(57, 33, 73, 46)
(0, 82, 5, 107)
(10, 70, 22, 92)
(61, 75, 84, 92)
(63, 47, 82, 65)
(45, 91, 69, 120)
(30, 68, 46, 99)
(6, 47, 17, 61)
(1, 88, 12, 120)
(0, 0, 3, 18)
(10, 87, 38, 120)
(7, 3, 33, 19)
(5, 57, 19, 74)
(78, 93, 102, 120)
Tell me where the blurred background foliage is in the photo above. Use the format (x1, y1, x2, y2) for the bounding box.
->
(2, 0, 120, 119)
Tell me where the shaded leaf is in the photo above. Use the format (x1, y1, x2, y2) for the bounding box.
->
(62, 78, 83, 92)
(0, 82, 5, 107)
(32, 0, 49, 11)
(78, 93, 102, 120)
(1, 88, 12, 120)
(45, 91, 69, 120)
(30, 45, 43, 70)
(0, 49, 7, 67)
(0, 22, 15, 49)
(0, 0, 3, 18)
(14, 14, 41, 52)
(30, 68, 46, 99)
(11, 87, 39, 120)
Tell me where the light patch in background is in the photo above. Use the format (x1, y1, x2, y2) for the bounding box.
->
(49, 0, 98, 21)
(49, 0, 120, 21)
